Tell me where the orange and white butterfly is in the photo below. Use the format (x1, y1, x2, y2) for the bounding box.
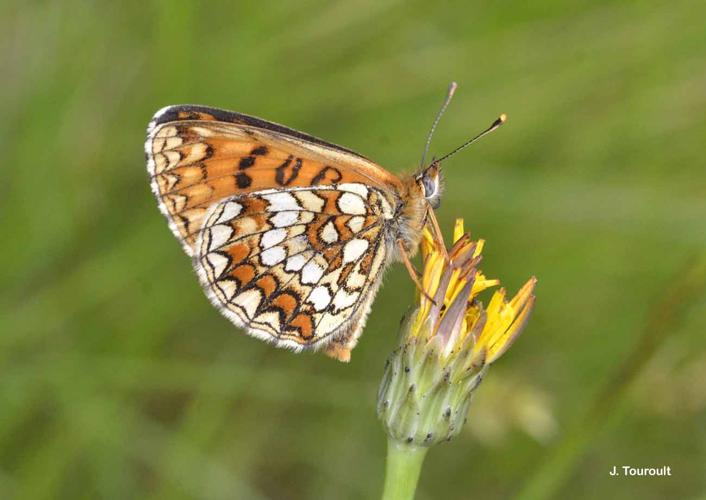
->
(145, 90, 504, 361)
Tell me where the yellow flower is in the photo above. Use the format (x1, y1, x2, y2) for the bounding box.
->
(377, 218, 536, 447)
(413, 219, 535, 366)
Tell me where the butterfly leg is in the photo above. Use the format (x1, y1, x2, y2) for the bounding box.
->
(397, 240, 437, 304)
(425, 203, 449, 261)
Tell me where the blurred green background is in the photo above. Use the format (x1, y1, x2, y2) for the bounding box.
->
(2, 1, 705, 499)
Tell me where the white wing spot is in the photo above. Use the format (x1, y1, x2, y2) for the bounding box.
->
(299, 212, 315, 224)
(308, 286, 332, 311)
(162, 150, 181, 171)
(215, 201, 243, 224)
(271, 211, 298, 228)
(164, 136, 182, 150)
(190, 126, 217, 137)
(339, 183, 369, 198)
(346, 270, 367, 289)
(286, 234, 309, 253)
(285, 254, 308, 272)
(161, 173, 179, 191)
(209, 225, 233, 251)
(347, 216, 365, 234)
(263, 192, 300, 212)
(333, 289, 359, 310)
(294, 191, 325, 212)
(217, 280, 237, 300)
(182, 142, 208, 164)
(233, 289, 262, 318)
(261, 246, 286, 266)
(321, 221, 338, 244)
(261, 228, 287, 249)
(301, 261, 325, 284)
(205, 252, 229, 278)
(254, 310, 281, 330)
(343, 238, 369, 263)
(167, 193, 188, 212)
(338, 192, 367, 215)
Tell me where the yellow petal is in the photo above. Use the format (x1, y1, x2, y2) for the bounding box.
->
(473, 278, 537, 364)
(510, 276, 537, 311)
(471, 273, 500, 297)
(453, 218, 465, 243)
(487, 293, 535, 363)
(472, 289, 505, 355)
(473, 239, 485, 258)
(420, 226, 435, 259)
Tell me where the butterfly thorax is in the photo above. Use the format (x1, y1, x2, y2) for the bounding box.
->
(386, 175, 428, 259)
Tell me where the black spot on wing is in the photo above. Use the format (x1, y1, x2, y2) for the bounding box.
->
(239, 156, 256, 169)
(275, 156, 302, 186)
(235, 172, 252, 188)
(311, 166, 342, 185)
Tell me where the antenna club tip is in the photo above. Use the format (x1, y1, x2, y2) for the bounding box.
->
(499, 113, 508, 123)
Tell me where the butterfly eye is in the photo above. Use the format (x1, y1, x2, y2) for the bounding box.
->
(420, 174, 438, 199)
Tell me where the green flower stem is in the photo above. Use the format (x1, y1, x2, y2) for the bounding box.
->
(381, 439, 428, 500)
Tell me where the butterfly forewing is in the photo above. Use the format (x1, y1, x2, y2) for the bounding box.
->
(146, 105, 402, 255)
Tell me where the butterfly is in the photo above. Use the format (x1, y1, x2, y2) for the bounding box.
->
(145, 85, 505, 361)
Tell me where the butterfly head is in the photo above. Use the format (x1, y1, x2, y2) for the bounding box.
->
(416, 86, 505, 213)
(416, 162, 443, 209)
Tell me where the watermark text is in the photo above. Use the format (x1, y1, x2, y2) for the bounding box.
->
(610, 466, 671, 477)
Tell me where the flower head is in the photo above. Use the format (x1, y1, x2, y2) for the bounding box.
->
(414, 218, 536, 367)
(377, 219, 536, 446)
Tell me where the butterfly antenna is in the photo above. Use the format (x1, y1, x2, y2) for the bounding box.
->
(433, 113, 507, 166)
(420, 82, 458, 168)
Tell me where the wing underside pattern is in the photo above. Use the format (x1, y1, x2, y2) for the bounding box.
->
(145, 105, 404, 358)
(195, 185, 390, 350)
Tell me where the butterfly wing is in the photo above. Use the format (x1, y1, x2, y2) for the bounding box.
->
(145, 105, 402, 256)
(195, 184, 392, 359)
(145, 105, 404, 360)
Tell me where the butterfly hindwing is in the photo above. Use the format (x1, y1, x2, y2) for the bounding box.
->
(194, 184, 392, 350)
